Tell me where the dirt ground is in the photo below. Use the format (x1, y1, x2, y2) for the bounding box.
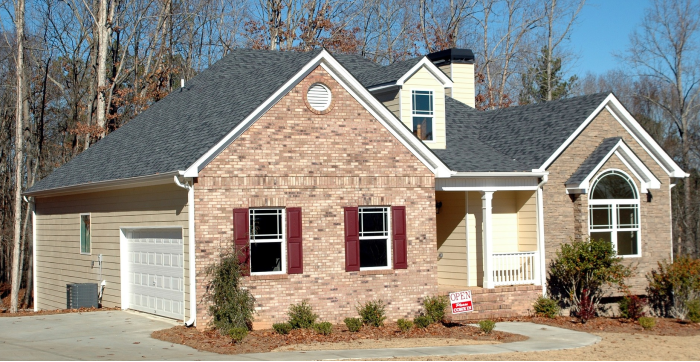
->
(374, 332, 700, 361)
(151, 322, 525, 355)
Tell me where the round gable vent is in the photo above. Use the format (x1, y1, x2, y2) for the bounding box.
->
(307, 83, 332, 111)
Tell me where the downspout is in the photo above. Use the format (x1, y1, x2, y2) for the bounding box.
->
(535, 175, 548, 296)
(174, 176, 196, 327)
(669, 183, 676, 261)
(24, 196, 37, 311)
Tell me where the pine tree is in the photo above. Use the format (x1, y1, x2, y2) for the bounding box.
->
(519, 46, 578, 104)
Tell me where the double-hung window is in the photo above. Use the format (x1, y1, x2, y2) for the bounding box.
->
(588, 170, 641, 257)
(80, 214, 91, 254)
(359, 207, 391, 269)
(412, 90, 434, 141)
(249, 208, 286, 274)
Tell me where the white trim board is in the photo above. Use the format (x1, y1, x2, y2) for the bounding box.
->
(396, 57, 454, 88)
(184, 50, 452, 178)
(565, 139, 661, 194)
(535, 93, 687, 178)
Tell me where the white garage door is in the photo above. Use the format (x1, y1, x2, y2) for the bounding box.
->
(126, 228, 184, 320)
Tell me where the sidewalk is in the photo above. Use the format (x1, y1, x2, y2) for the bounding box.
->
(232, 322, 601, 361)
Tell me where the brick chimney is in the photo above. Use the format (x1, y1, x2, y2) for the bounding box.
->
(427, 48, 475, 108)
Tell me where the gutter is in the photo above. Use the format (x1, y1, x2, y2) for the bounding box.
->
(446, 171, 549, 178)
(174, 175, 197, 327)
(23, 171, 180, 198)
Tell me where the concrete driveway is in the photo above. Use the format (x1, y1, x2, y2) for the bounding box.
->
(0, 311, 223, 361)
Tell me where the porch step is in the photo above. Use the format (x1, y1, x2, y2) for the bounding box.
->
(440, 285, 542, 322)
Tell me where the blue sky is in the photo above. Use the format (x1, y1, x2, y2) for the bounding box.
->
(568, 0, 649, 76)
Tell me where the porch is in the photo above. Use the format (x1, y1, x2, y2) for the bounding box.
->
(435, 189, 545, 290)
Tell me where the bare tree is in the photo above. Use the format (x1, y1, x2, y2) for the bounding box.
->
(542, 0, 584, 101)
(623, 0, 700, 256)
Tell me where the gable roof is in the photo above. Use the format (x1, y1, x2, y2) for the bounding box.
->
(566, 137, 622, 185)
(354, 57, 422, 88)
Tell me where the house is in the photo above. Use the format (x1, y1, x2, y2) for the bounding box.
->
(24, 48, 686, 327)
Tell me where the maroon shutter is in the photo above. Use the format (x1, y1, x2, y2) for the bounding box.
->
(233, 208, 250, 276)
(392, 206, 408, 269)
(287, 207, 303, 274)
(344, 207, 360, 271)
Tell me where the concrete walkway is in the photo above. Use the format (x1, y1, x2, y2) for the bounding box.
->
(0, 311, 600, 360)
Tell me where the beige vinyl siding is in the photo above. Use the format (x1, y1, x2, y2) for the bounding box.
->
(400, 66, 446, 149)
(373, 88, 400, 118)
(492, 191, 518, 254)
(517, 191, 538, 251)
(436, 191, 467, 287)
(35, 183, 189, 320)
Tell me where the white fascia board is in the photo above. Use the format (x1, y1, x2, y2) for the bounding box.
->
(447, 171, 549, 178)
(367, 83, 399, 92)
(605, 99, 687, 178)
(23, 171, 180, 197)
(396, 57, 454, 88)
(184, 50, 451, 178)
(317, 61, 451, 177)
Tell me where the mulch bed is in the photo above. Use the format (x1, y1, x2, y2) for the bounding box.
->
(151, 322, 526, 355)
(497, 315, 700, 336)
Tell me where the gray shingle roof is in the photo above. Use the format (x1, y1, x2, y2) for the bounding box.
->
(354, 57, 423, 88)
(438, 92, 610, 172)
(566, 137, 622, 185)
(28, 49, 323, 194)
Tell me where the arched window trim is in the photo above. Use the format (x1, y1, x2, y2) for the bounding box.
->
(588, 169, 641, 258)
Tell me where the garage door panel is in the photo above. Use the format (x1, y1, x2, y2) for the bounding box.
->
(126, 228, 183, 320)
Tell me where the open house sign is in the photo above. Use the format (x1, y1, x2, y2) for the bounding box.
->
(449, 290, 473, 314)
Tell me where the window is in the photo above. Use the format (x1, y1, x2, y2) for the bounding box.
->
(588, 170, 640, 257)
(359, 207, 391, 269)
(412, 90, 433, 141)
(249, 208, 286, 274)
(80, 214, 91, 254)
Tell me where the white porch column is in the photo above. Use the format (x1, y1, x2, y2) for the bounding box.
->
(481, 191, 494, 289)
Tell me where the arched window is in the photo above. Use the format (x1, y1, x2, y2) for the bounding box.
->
(588, 170, 640, 257)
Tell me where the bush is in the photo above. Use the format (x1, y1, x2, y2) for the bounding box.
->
(272, 322, 292, 335)
(533, 296, 560, 318)
(688, 299, 700, 323)
(638, 317, 656, 330)
(205, 251, 255, 334)
(357, 300, 386, 327)
(397, 318, 413, 332)
(313, 322, 333, 335)
(618, 295, 647, 319)
(288, 300, 318, 329)
(647, 257, 700, 320)
(414, 316, 431, 329)
(228, 327, 249, 343)
(423, 295, 449, 323)
(344, 317, 362, 332)
(478, 320, 496, 334)
(548, 237, 631, 322)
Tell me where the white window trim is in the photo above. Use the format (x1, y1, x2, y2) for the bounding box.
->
(359, 206, 393, 271)
(249, 208, 287, 276)
(411, 89, 435, 143)
(80, 213, 91, 255)
(587, 169, 642, 258)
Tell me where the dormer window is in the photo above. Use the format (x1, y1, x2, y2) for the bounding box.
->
(412, 90, 433, 141)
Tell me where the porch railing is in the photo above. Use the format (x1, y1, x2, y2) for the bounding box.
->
(492, 251, 538, 286)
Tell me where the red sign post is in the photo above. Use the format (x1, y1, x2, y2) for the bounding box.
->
(449, 290, 473, 314)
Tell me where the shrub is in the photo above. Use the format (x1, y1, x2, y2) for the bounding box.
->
(646, 257, 700, 320)
(548, 237, 631, 322)
(638, 317, 656, 330)
(618, 295, 647, 319)
(313, 322, 333, 335)
(423, 295, 449, 323)
(414, 316, 431, 329)
(288, 300, 318, 329)
(397, 318, 413, 332)
(272, 322, 292, 335)
(478, 320, 496, 334)
(688, 299, 700, 323)
(533, 296, 560, 318)
(204, 250, 255, 334)
(357, 300, 386, 327)
(228, 327, 249, 343)
(344, 317, 362, 332)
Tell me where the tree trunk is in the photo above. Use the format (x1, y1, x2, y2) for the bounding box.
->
(96, 0, 109, 138)
(10, 0, 25, 314)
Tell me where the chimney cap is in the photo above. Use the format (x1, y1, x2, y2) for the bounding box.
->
(426, 48, 474, 65)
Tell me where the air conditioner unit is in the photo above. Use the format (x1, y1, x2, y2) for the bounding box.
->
(66, 283, 98, 309)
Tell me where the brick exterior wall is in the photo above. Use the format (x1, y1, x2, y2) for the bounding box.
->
(442, 286, 542, 321)
(543, 109, 673, 293)
(194, 66, 438, 329)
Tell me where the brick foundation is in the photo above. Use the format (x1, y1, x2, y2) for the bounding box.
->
(441, 285, 542, 322)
